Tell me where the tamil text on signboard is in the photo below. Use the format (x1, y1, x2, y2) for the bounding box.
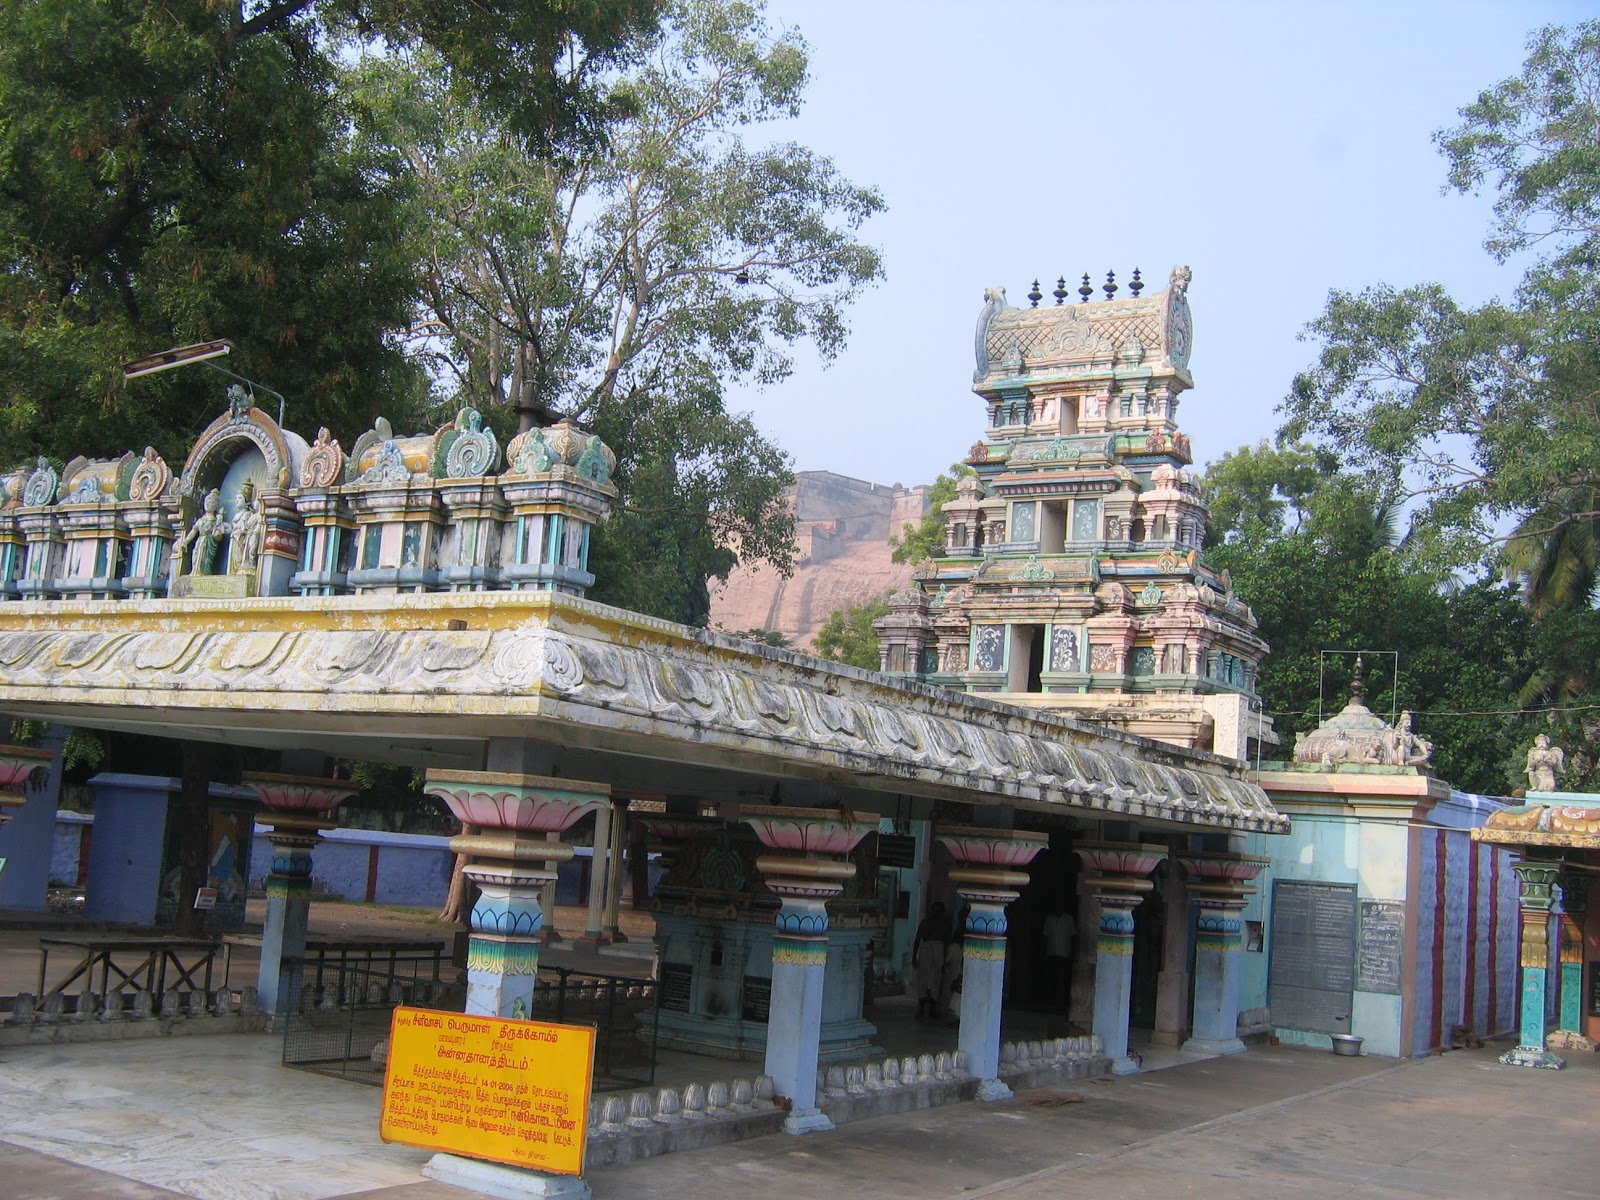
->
(379, 1007, 594, 1176)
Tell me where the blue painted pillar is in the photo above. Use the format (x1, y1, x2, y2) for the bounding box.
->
(419, 769, 608, 1200)
(765, 887, 835, 1133)
(1076, 841, 1168, 1075)
(939, 827, 1047, 1102)
(743, 805, 876, 1136)
(1500, 860, 1565, 1069)
(1554, 870, 1595, 1051)
(258, 832, 316, 1015)
(1092, 899, 1140, 1072)
(422, 770, 609, 1018)
(244, 772, 357, 1017)
(1179, 853, 1268, 1057)
(1182, 905, 1245, 1054)
(957, 896, 1013, 1100)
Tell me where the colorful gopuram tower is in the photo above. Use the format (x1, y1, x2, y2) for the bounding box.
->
(875, 267, 1274, 759)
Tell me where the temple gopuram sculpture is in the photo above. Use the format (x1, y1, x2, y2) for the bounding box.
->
(874, 266, 1274, 759)
(1288, 659, 1433, 771)
(0, 390, 618, 604)
(1525, 734, 1565, 792)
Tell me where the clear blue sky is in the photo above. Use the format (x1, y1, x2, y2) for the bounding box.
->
(723, 1, 1592, 488)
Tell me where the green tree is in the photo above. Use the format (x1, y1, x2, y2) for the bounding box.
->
(890, 463, 973, 564)
(1203, 450, 1537, 793)
(813, 596, 889, 670)
(1201, 442, 1342, 546)
(0, 0, 657, 469)
(1282, 22, 1600, 592)
(352, 0, 882, 622)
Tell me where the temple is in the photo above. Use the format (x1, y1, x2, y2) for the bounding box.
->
(0, 371, 1293, 1193)
(873, 268, 1273, 759)
(0, 265, 1561, 1200)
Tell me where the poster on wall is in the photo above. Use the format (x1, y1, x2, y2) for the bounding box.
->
(1356, 900, 1406, 995)
(1268, 880, 1356, 1034)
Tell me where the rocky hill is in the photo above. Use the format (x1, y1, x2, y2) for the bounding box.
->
(709, 471, 929, 650)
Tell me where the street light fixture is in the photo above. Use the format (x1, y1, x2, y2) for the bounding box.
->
(121, 338, 285, 425)
(120, 339, 233, 379)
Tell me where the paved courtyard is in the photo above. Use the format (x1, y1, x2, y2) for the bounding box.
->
(2, 1032, 1595, 1200)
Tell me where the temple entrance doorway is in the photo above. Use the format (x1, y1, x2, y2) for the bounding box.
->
(1002, 827, 1080, 1020)
(1129, 863, 1167, 1030)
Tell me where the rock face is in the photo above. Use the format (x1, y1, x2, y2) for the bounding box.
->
(709, 472, 928, 651)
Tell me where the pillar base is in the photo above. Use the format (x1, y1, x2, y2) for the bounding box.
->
(1499, 1045, 1566, 1070)
(1546, 1029, 1597, 1053)
(423, 1153, 590, 1199)
(781, 1107, 836, 1135)
(1110, 1055, 1143, 1076)
(975, 1078, 1014, 1102)
(1180, 1036, 1245, 1057)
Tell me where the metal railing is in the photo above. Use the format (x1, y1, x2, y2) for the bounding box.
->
(280, 951, 658, 1092)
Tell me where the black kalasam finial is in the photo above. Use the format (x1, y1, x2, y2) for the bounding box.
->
(1053, 276, 1068, 305)
(1103, 270, 1118, 300)
(1028, 279, 1042, 307)
(1351, 656, 1367, 703)
(1079, 273, 1094, 303)
(1129, 267, 1143, 297)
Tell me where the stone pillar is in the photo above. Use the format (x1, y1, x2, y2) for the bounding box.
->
(938, 827, 1047, 1101)
(1074, 841, 1168, 1075)
(242, 772, 358, 1017)
(603, 799, 628, 942)
(1150, 868, 1189, 1046)
(1551, 869, 1596, 1053)
(1500, 860, 1565, 1069)
(742, 806, 875, 1135)
(1177, 852, 1269, 1056)
(581, 799, 612, 943)
(423, 770, 607, 1019)
(1067, 891, 1098, 1031)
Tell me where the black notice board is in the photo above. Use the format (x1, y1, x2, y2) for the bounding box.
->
(660, 962, 693, 1013)
(877, 834, 917, 869)
(1269, 881, 1356, 1035)
(741, 975, 772, 1023)
(1589, 962, 1600, 1018)
(1357, 900, 1406, 995)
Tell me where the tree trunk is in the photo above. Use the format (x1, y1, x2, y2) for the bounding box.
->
(439, 823, 476, 924)
(174, 741, 236, 937)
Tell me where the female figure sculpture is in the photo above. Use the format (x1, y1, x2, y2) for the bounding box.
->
(172, 489, 230, 576)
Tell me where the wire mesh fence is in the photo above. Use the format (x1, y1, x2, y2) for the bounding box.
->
(280, 950, 658, 1092)
(529, 966, 659, 1092)
(281, 949, 454, 1085)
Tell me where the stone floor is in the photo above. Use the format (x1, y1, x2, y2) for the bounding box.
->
(4, 1032, 1597, 1200)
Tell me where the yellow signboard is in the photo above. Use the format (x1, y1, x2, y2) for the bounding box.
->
(379, 1007, 595, 1176)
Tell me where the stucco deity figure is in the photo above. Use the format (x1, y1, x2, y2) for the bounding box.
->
(171, 489, 230, 576)
(1384, 711, 1433, 767)
(230, 481, 265, 572)
(1526, 734, 1565, 792)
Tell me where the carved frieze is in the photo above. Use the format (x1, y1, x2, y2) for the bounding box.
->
(0, 595, 1285, 833)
